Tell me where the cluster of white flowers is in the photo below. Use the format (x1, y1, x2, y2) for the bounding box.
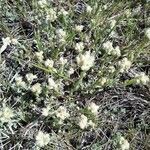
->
(36, 131, 50, 147)
(15, 76, 26, 89)
(59, 56, 67, 66)
(67, 67, 74, 76)
(103, 41, 121, 57)
(76, 51, 95, 71)
(0, 106, 14, 123)
(55, 106, 70, 121)
(46, 8, 57, 22)
(99, 77, 107, 86)
(118, 58, 132, 73)
(75, 25, 84, 32)
(75, 42, 84, 52)
(78, 114, 95, 129)
(35, 51, 44, 62)
(0, 37, 18, 54)
(56, 29, 66, 43)
(58, 8, 69, 16)
(31, 83, 42, 95)
(119, 136, 130, 150)
(26, 73, 37, 83)
(86, 5, 92, 13)
(145, 28, 150, 40)
(44, 59, 54, 68)
(48, 78, 58, 90)
(135, 72, 149, 85)
(38, 0, 47, 8)
(108, 66, 115, 73)
(88, 102, 99, 115)
(42, 106, 50, 117)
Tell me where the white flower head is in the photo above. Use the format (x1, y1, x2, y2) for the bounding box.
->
(99, 77, 107, 86)
(118, 58, 132, 73)
(67, 67, 74, 76)
(108, 66, 115, 73)
(42, 107, 50, 117)
(88, 120, 95, 128)
(112, 46, 121, 57)
(59, 8, 69, 16)
(135, 72, 149, 85)
(0, 106, 14, 123)
(36, 131, 50, 147)
(78, 114, 88, 129)
(44, 59, 54, 68)
(59, 57, 67, 65)
(35, 51, 44, 62)
(75, 42, 84, 52)
(75, 25, 84, 32)
(103, 41, 114, 55)
(48, 78, 58, 90)
(31, 83, 42, 95)
(38, 0, 47, 8)
(145, 28, 150, 40)
(56, 29, 66, 43)
(26, 73, 37, 83)
(119, 136, 130, 150)
(86, 5, 92, 13)
(15, 76, 26, 88)
(88, 102, 99, 115)
(55, 106, 70, 120)
(76, 51, 95, 71)
(46, 8, 57, 22)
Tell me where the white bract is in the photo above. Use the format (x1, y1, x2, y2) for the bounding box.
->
(75, 42, 84, 52)
(78, 114, 88, 129)
(88, 102, 99, 115)
(0, 106, 14, 123)
(119, 136, 130, 150)
(31, 83, 42, 95)
(118, 58, 132, 73)
(26, 73, 37, 83)
(76, 51, 95, 71)
(36, 131, 50, 147)
(145, 28, 150, 40)
(55, 106, 70, 120)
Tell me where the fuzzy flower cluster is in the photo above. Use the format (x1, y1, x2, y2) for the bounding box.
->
(118, 58, 132, 73)
(55, 106, 70, 121)
(0, 106, 14, 123)
(35, 131, 50, 147)
(103, 41, 121, 57)
(119, 136, 130, 150)
(76, 51, 95, 71)
(87, 102, 99, 115)
(135, 72, 149, 85)
(46, 8, 57, 22)
(78, 114, 95, 129)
